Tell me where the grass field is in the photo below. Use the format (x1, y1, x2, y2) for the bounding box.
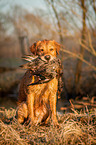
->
(0, 106, 96, 145)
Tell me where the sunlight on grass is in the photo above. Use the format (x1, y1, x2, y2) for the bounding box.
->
(0, 107, 96, 145)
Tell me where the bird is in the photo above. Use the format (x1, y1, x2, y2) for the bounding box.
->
(20, 55, 63, 86)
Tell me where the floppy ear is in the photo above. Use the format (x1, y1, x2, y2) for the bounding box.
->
(30, 42, 38, 55)
(30, 41, 41, 55)
(53, 40, 60, 55)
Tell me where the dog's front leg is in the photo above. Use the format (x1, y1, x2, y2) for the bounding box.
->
(27, 93, 35, 124)
(49, 93, 59, 127)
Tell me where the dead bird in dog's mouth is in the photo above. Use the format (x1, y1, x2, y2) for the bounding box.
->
(20, 55, 63, 86)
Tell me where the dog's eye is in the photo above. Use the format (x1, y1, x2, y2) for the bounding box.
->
(40, 49, 44, 52)
(50, 48, 54, 51)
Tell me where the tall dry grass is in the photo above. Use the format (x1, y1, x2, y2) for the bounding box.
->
(0, 107, 96, 145)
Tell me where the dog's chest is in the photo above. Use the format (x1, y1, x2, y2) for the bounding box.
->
(28, 77, 58, 96)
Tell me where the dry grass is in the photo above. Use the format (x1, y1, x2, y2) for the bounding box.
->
(0, 107, 96, 145)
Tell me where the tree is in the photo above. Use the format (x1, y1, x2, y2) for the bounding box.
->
(74, 0, 87, 95)
(45, 0, 96, 98)
(46, 0, 63, 43)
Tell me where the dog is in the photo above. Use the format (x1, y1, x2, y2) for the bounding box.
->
(17, 40, 62, 126)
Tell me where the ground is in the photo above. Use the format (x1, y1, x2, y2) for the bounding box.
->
(0, 100, 96, 145)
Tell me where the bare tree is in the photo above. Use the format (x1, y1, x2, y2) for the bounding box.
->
(46, 0, 63, 43)
(45, 0, 96, 98)
(74, 0, 87, 95)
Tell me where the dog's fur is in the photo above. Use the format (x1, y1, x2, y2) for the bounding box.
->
(17, 40, 61, 126)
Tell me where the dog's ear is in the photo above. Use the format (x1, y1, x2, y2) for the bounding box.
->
(53, 40, 60, 55)
(30, 42, 37, 55)
(30, 41, 41, 55)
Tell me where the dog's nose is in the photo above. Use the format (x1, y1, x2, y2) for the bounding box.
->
(44, 55, 51, 61)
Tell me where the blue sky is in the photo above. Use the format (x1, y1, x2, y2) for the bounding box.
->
(0, 0, 48, 13)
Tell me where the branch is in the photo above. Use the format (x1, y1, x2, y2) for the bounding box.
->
(61, 46, 96, 71)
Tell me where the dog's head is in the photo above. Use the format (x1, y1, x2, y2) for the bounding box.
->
(30, 40, 60, 62)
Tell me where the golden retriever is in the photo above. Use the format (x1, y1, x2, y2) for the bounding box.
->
(17, 40, 61, 126)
